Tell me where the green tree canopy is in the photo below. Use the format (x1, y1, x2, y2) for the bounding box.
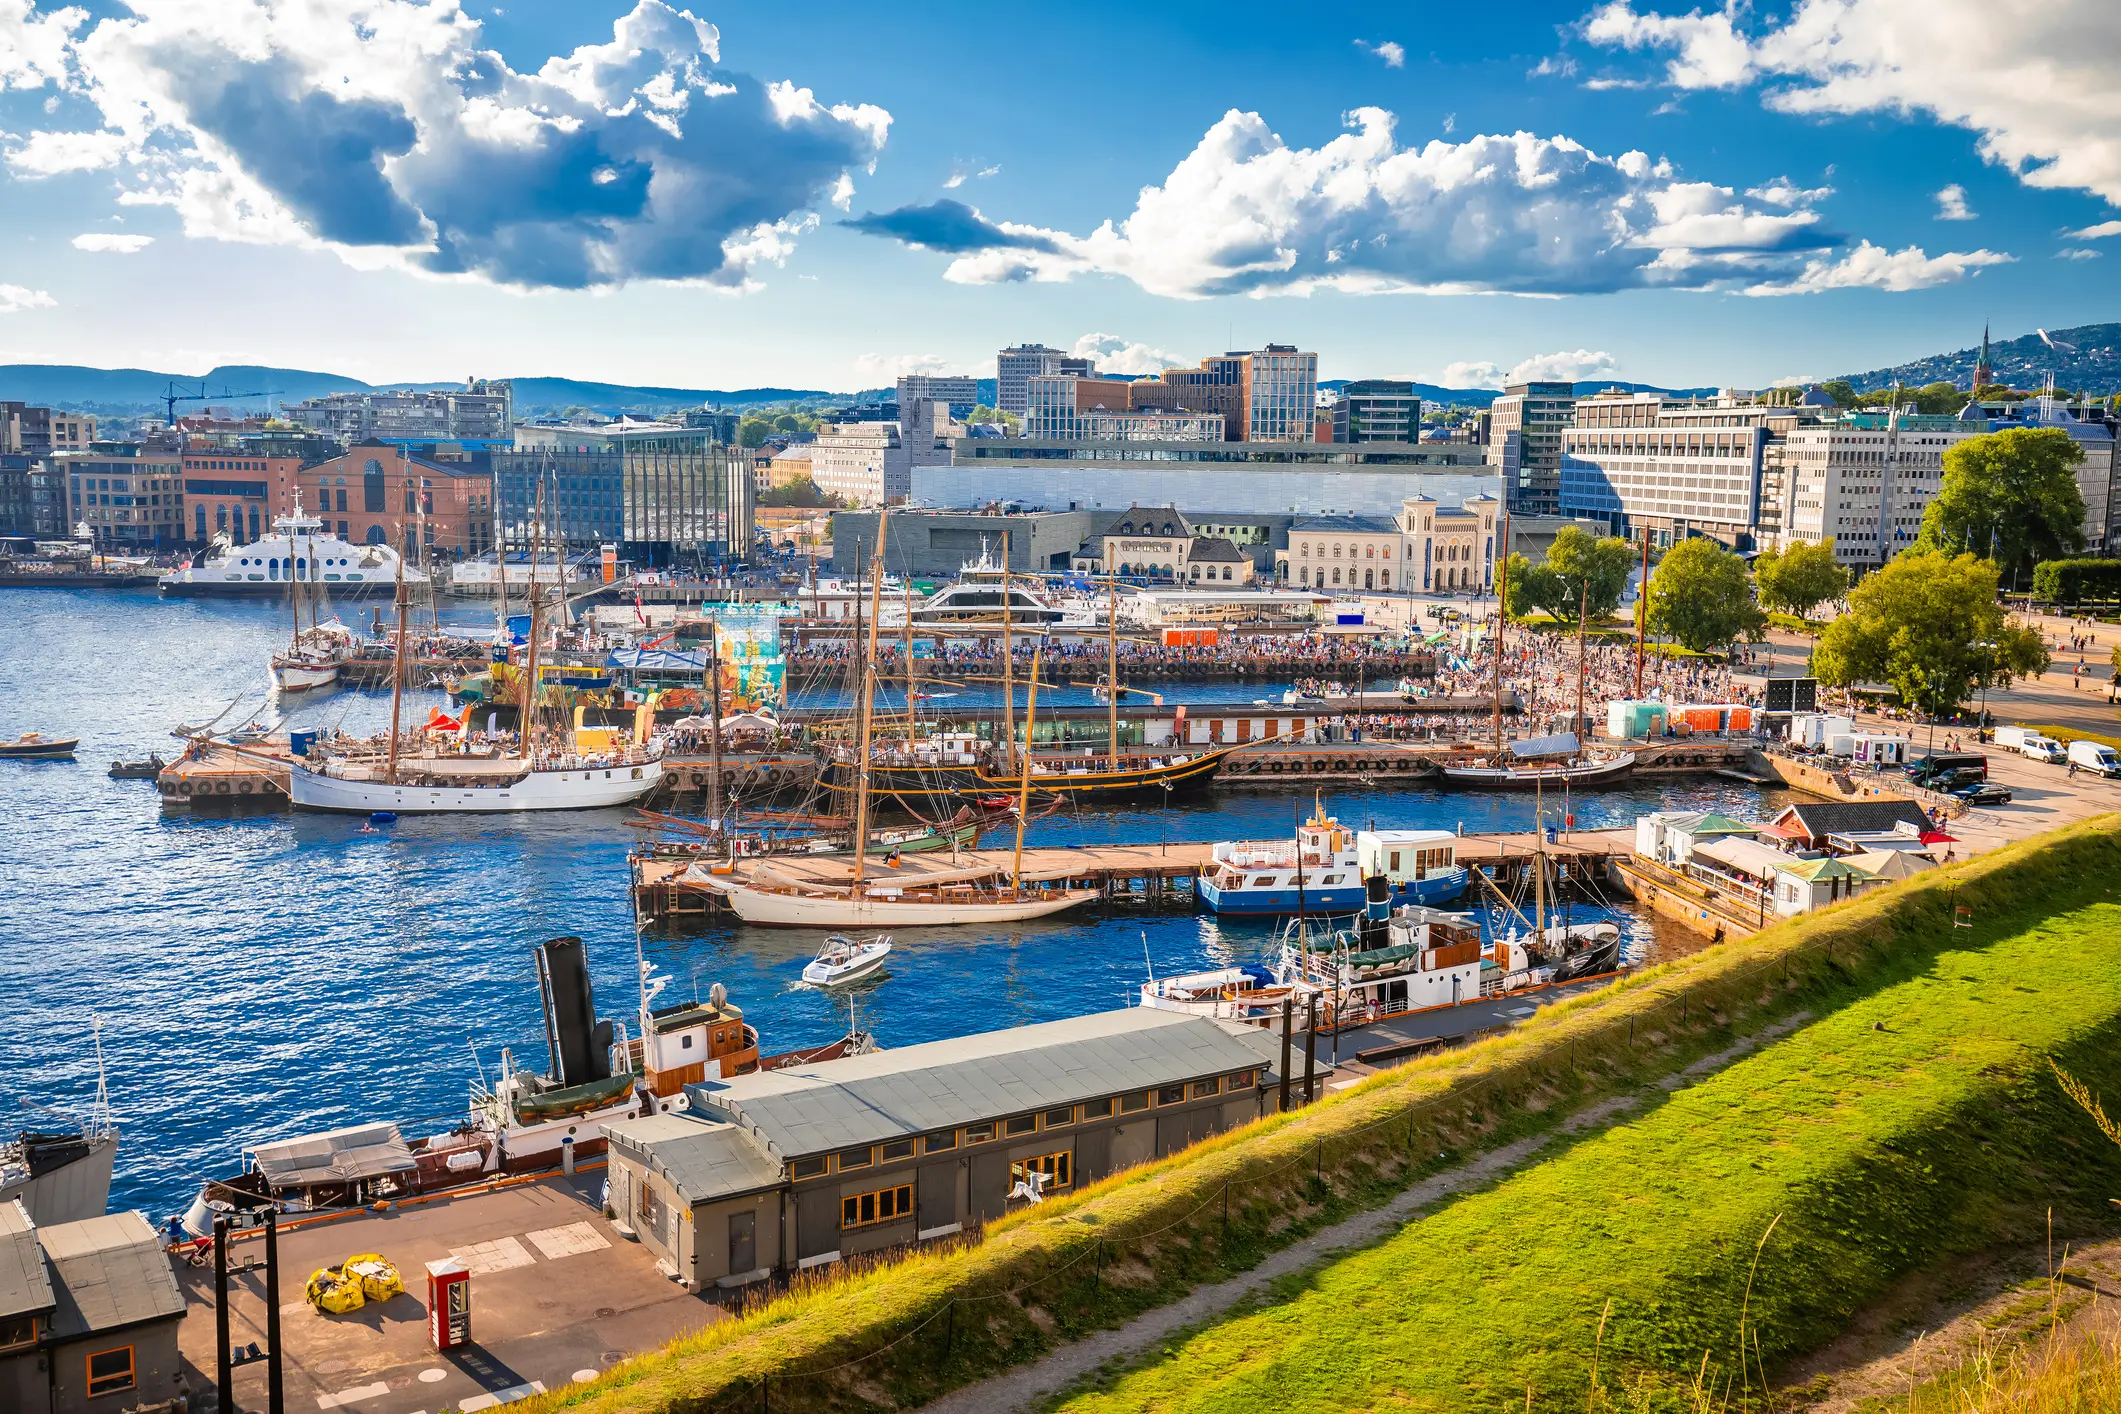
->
(1915, 427, 2086, 586)
(1646, 537, 1764, 653)
(1814, 550, 2049, 716)
(1501, 527, 1634, 623)
(1502, 552, 1563, 621)
(1820, 380, 1859, 408)
(757, 477, 845, 509)
(1753, 537, 1850, 620)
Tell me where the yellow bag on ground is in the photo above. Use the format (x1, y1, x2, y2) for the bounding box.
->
(342, 1253, 403, 1303)
(304, 1265, 365, 1315)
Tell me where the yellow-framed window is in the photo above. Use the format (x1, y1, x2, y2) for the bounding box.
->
(1011, 1151, 1072, 1191)
(840, 1183, 914, 1229)
(87, 1345, 135, 1397)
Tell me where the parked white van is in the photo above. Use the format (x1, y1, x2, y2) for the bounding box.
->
(2019, 734, 2067, 764)
(2066, 739, 2121, 778)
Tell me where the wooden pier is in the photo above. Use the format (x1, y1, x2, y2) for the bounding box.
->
(630, 830, 1633, 922)
(156, 743, 293, 809)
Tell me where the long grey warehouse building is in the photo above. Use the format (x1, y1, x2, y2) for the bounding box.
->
(603, 1008, 1274, 1291)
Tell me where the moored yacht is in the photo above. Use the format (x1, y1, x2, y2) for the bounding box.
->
(160, 513, 425, 598)
(1199, 809, 1469, 917)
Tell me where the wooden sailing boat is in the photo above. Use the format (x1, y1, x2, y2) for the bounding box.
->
(268, 495, 351, 692)
(715, 512, 1100, 927)
(289, 499, 665, 814)
(1438, 507, 1636, 790)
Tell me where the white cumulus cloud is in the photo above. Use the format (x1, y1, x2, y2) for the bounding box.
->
(2056, 247, 2102, 260)
(1747, 176, 1833, 206)
(1355, 39, 1405, 68)
(1742, 239, 2013, 295)
(1440, 361, 1505, 389)
(71, 231, 152, 252)
(1439, 350, 1619, 388)
(898, 106, 1988, 299)
(0, 283, 57, 312)
(2066, 220, 2121, 240)
(1934, 184, 1975, 220)
(1072, 333, 1183, 376)
(1, 0, 889, 291)
(1584, 0, 2121, 206)
(852, 352, 972, 381)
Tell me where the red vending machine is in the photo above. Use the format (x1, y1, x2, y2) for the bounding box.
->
(426, 1258, 470, 1351)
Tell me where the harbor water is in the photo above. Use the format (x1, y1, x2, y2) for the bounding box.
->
(0, 589, 1791, 1219)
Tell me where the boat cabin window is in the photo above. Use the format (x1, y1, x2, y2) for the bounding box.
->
(835, 1146, 872, 1171)
(1190, 1078, 1221, 1100)
(791, 1157, 827, 1179)
(1003, 1114, 1038, 1138)
(1042, 1107, 1074, 1128)
(1389, 851, 1401, 872)
(964, 1122, 995, 1143)
(1156, 1085, 1186, 1106)
(1080, 1097, 1115, 1120)
(1120, 1092, 1150, 1114)
(880, 1139, 916, 1162)
(924, 1131, 958, 1154)
(680, 1034, 695, 1049)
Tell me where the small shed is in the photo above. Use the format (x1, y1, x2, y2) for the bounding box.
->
(0, 1203, 188, 1414)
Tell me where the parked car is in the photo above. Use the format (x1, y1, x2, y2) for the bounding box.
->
(1907, 752, 1987, 787)
(1927, 766, 1988, 792)
(2018, 734, 2067, 765)
(1953, 782, 2013, 806)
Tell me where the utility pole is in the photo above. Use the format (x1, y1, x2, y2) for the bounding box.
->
(1634, 524, 1651, 699)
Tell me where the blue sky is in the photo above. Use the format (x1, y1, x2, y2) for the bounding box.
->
(1, 0, 2115, 392)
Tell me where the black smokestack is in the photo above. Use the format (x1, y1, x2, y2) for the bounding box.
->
(535, 937, 610, 1086)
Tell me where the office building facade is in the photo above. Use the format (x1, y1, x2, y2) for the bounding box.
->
(894, 374, 980, 419)
(1, 402, 94, 456)
(63, 446, 186, 548)
(1024, 375, 1220, 441)
(282, 379, 513, 445)
(1488, 382, 1576, 515)
(1558, 393, 1793, 550)
(491, 448, 627, 552)
(1239, 346, 1319, 443)
(995, 345, 1094, 416)
(1332, 381, 1422, 443)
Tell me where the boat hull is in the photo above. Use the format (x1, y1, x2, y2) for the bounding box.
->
(723, 885, 1099, 928)
(272, 662, 341, 692)
(0, 739, 78, 759)
(160, 577, 409, 599)
(1438, 753, 1636, 790)
(291, 759, 663, 813)
(1200, 881, 1366, 915)
(819, 748, 1227, 803)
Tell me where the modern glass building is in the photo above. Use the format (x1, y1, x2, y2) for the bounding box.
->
(1239, 346, 1319, 443)
(492, 445, 754, 566)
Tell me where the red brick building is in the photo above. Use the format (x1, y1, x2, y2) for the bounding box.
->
(294, 440, 493, 560)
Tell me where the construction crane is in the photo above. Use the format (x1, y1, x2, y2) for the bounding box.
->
(161, 379, 281, 427)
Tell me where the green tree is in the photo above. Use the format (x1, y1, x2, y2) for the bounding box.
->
(1814, 550, 2049, 716)
(757, 477, 844, 509)
(1646, 537, 1764, 653)
(1502, 552, 1564, 621)
(1915, 427, 2086, 586)
(1910, 381, 1969, 415)
(1753, 537, 1850, 620)
(1545, 526, 1636, 623)
(737, 416, 775, 449)
(1820, 379, 1859, 408)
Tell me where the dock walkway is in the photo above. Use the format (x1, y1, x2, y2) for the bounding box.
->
(632, 830, 1633, 921)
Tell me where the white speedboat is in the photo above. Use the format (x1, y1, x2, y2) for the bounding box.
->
(160, 515, 426, 598)
(801, 934, 893, 986)
(1139, 966, 1313, 1027)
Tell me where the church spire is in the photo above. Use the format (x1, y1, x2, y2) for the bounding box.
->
(1973, 322, 1994, 390)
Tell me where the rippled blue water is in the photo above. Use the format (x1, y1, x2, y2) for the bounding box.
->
(0, 588, 1789, 1220)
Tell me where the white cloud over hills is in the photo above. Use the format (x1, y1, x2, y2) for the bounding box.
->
(0, 0, 888, 291)
(848, 106, 2003, 300)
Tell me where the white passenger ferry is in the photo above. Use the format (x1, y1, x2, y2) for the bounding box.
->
(160, 517, 426, 598)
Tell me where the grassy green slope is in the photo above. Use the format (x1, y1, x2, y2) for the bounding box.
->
(1059, 907, 2121, 1413)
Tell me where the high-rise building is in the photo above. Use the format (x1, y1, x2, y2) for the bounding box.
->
(1332, 381, 1422, 443)
(995, 346, 1093, 417)
(1023, 375, 1218, 441)
(1488, 382, 1576, 514)
(1129, 361, 1243, 439)
(1767, 413, 1981, 569)
(1, 402, 94, 456)
(1238, 346, 1318, 443)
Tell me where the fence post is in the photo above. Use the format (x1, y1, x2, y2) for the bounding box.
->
(1315, 1140, 1323, 1183)
(944, 1301, 955, 1361)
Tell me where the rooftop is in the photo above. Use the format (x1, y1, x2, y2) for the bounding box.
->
(0, 1200, 54, 1321)
(1291, 514, 1402, 534)
(603, 1112, 784, 1205)
(41, 1210, 185, 1338)
(684, 1008, 1266, 1160)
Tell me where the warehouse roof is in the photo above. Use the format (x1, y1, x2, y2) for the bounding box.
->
(686, 1009, 1264, 1160)
(603, 1112, 785, 1205)
(0, 1200, 54, 1321)
(41, 1211, 185, 1338)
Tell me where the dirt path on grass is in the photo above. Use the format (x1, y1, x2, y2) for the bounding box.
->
(920, 1013, 1815, 1414)
(1779, 1236, 2121, 1411)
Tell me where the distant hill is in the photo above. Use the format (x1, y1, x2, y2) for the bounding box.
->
(0, 363, 854, 417)
(1837, 323, 2121, 394)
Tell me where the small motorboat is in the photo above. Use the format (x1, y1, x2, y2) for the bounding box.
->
(801, 934, 893, 988)
(108, 754, 167, 780)
(1, 733, 78, 760)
